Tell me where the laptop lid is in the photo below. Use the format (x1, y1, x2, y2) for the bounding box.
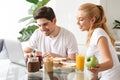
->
(4, 39, 26, 67)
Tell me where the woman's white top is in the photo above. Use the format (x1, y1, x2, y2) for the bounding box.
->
(85, 28, 120, 80)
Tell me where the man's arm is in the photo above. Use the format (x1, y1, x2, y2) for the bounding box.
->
(24, 47, 33, 54)
(68, 53, 76, 60)
(43, 52, 76, 60)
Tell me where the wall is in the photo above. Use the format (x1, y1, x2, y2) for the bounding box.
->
(0, 0, 31, 40)
(48, 0, 100, 52)
(101, 0, 120, 41)
(0, 0, 100, 52)
(46, 0, 100, 53)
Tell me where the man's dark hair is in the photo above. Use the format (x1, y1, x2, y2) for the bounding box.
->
(33, 6, 56, 21)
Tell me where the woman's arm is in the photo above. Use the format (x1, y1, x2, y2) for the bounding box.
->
(97, 36, 113, 72)
(88, 36, 113, 80)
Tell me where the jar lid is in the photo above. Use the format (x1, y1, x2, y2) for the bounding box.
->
(28, 57, 39, 62)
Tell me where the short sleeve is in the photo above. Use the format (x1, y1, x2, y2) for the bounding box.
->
(28, 29, 41, 49)
(90, 28, 108, 46)
(67, 33, 78, 54)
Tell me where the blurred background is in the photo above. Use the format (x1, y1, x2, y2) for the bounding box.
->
(0, 0, 120, 52)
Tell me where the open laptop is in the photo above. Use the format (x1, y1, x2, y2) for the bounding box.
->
(4, 39, 26, 67)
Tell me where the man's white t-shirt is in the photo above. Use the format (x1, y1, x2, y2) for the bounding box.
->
(85, 28, 120, 80)
(28, 27, 78, 57)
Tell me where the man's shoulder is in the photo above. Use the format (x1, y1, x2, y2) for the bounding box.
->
(32, 29, 44, 38)
(61, 27, 73, 34)
(33, 29, 42, 35)
(34, 28, 41, 32)
(60, 27, 76, 39)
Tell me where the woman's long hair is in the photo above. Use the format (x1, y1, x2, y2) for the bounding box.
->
(78, 3, 115, 46)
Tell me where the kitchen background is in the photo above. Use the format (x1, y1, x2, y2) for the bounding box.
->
(0, 0, 120, 53)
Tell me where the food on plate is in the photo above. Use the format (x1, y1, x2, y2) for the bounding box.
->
(53, 57, 76, 68)
(53, 57, 67, 63)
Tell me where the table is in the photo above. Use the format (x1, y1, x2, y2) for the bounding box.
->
(0, 59, 88, 80)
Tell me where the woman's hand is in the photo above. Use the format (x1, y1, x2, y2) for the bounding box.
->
(88, 64, 100, 80)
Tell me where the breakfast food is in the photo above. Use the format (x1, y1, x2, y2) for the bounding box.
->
(53, 57, 67, 63)
(53, 57, 76, 68)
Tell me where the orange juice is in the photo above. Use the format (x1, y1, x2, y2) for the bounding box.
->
(76, 55, 85, 71)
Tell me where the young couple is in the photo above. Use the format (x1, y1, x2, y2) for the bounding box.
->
(24, 3, 120, 80)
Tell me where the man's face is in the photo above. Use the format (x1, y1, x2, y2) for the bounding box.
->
(36, 18, 56, 36)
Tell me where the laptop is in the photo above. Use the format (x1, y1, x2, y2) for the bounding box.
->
(4, 39, 26, 67)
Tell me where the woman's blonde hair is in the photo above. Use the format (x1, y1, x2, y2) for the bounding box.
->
(78, 3, 115, 46)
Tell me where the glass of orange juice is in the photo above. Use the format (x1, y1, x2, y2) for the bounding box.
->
(76, 54, 85, 72)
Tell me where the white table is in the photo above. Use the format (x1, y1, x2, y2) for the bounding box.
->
(0, 59, 88, 80)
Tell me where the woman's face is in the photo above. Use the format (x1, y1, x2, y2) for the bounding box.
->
(77, 10, 92, 31)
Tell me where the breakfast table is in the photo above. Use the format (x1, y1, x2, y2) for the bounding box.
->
(0, 59, 88, 80)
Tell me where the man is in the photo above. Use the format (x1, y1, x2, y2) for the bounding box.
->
(24, 6, 78, 60)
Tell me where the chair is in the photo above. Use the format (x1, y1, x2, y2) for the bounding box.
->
(0, 39, 4, 52)
(0, 39, 8, 59)
(117, 53, 120, 62)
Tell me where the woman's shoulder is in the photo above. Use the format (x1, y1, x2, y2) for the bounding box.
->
(90, 28, 107, 44)
(93, 28, 106, 36)
(94, 28, 105, 33)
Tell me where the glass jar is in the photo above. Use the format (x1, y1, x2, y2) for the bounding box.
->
(27, 57, 40, 72)
(35, 51, 43, 69)
(43, 57, 53, 72)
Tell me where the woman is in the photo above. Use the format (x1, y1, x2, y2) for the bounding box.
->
(76, 3, 120, 80)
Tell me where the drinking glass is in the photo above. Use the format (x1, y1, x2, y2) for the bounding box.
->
(76, 53, 85, 72)
(76, 45, 87, 72)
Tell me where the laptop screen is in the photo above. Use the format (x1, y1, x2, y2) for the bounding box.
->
(4, 39, 26, 67)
